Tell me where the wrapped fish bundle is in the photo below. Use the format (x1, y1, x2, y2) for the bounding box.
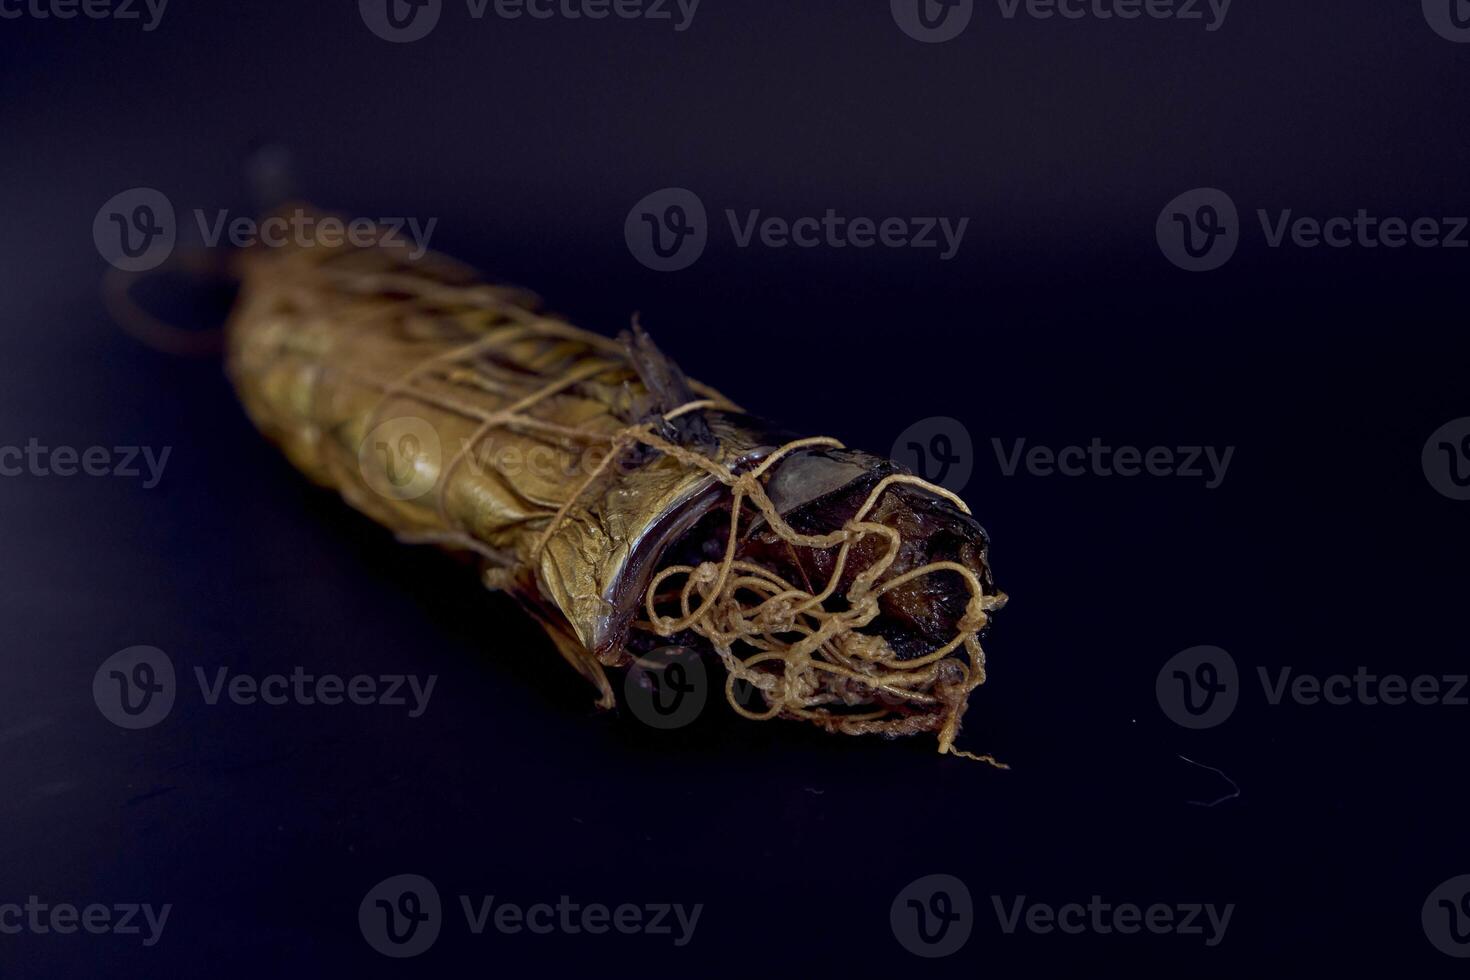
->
(225, 213, 1007, 757)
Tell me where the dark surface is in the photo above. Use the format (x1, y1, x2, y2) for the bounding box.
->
(2, 1, 1469, 976)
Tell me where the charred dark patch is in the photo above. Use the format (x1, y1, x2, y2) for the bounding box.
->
(637, 448, 999, 663)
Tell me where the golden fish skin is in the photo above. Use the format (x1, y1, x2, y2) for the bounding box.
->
(225, 216, 1004, 755)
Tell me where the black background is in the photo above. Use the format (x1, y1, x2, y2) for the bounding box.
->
(2, 0, 1469, 975)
